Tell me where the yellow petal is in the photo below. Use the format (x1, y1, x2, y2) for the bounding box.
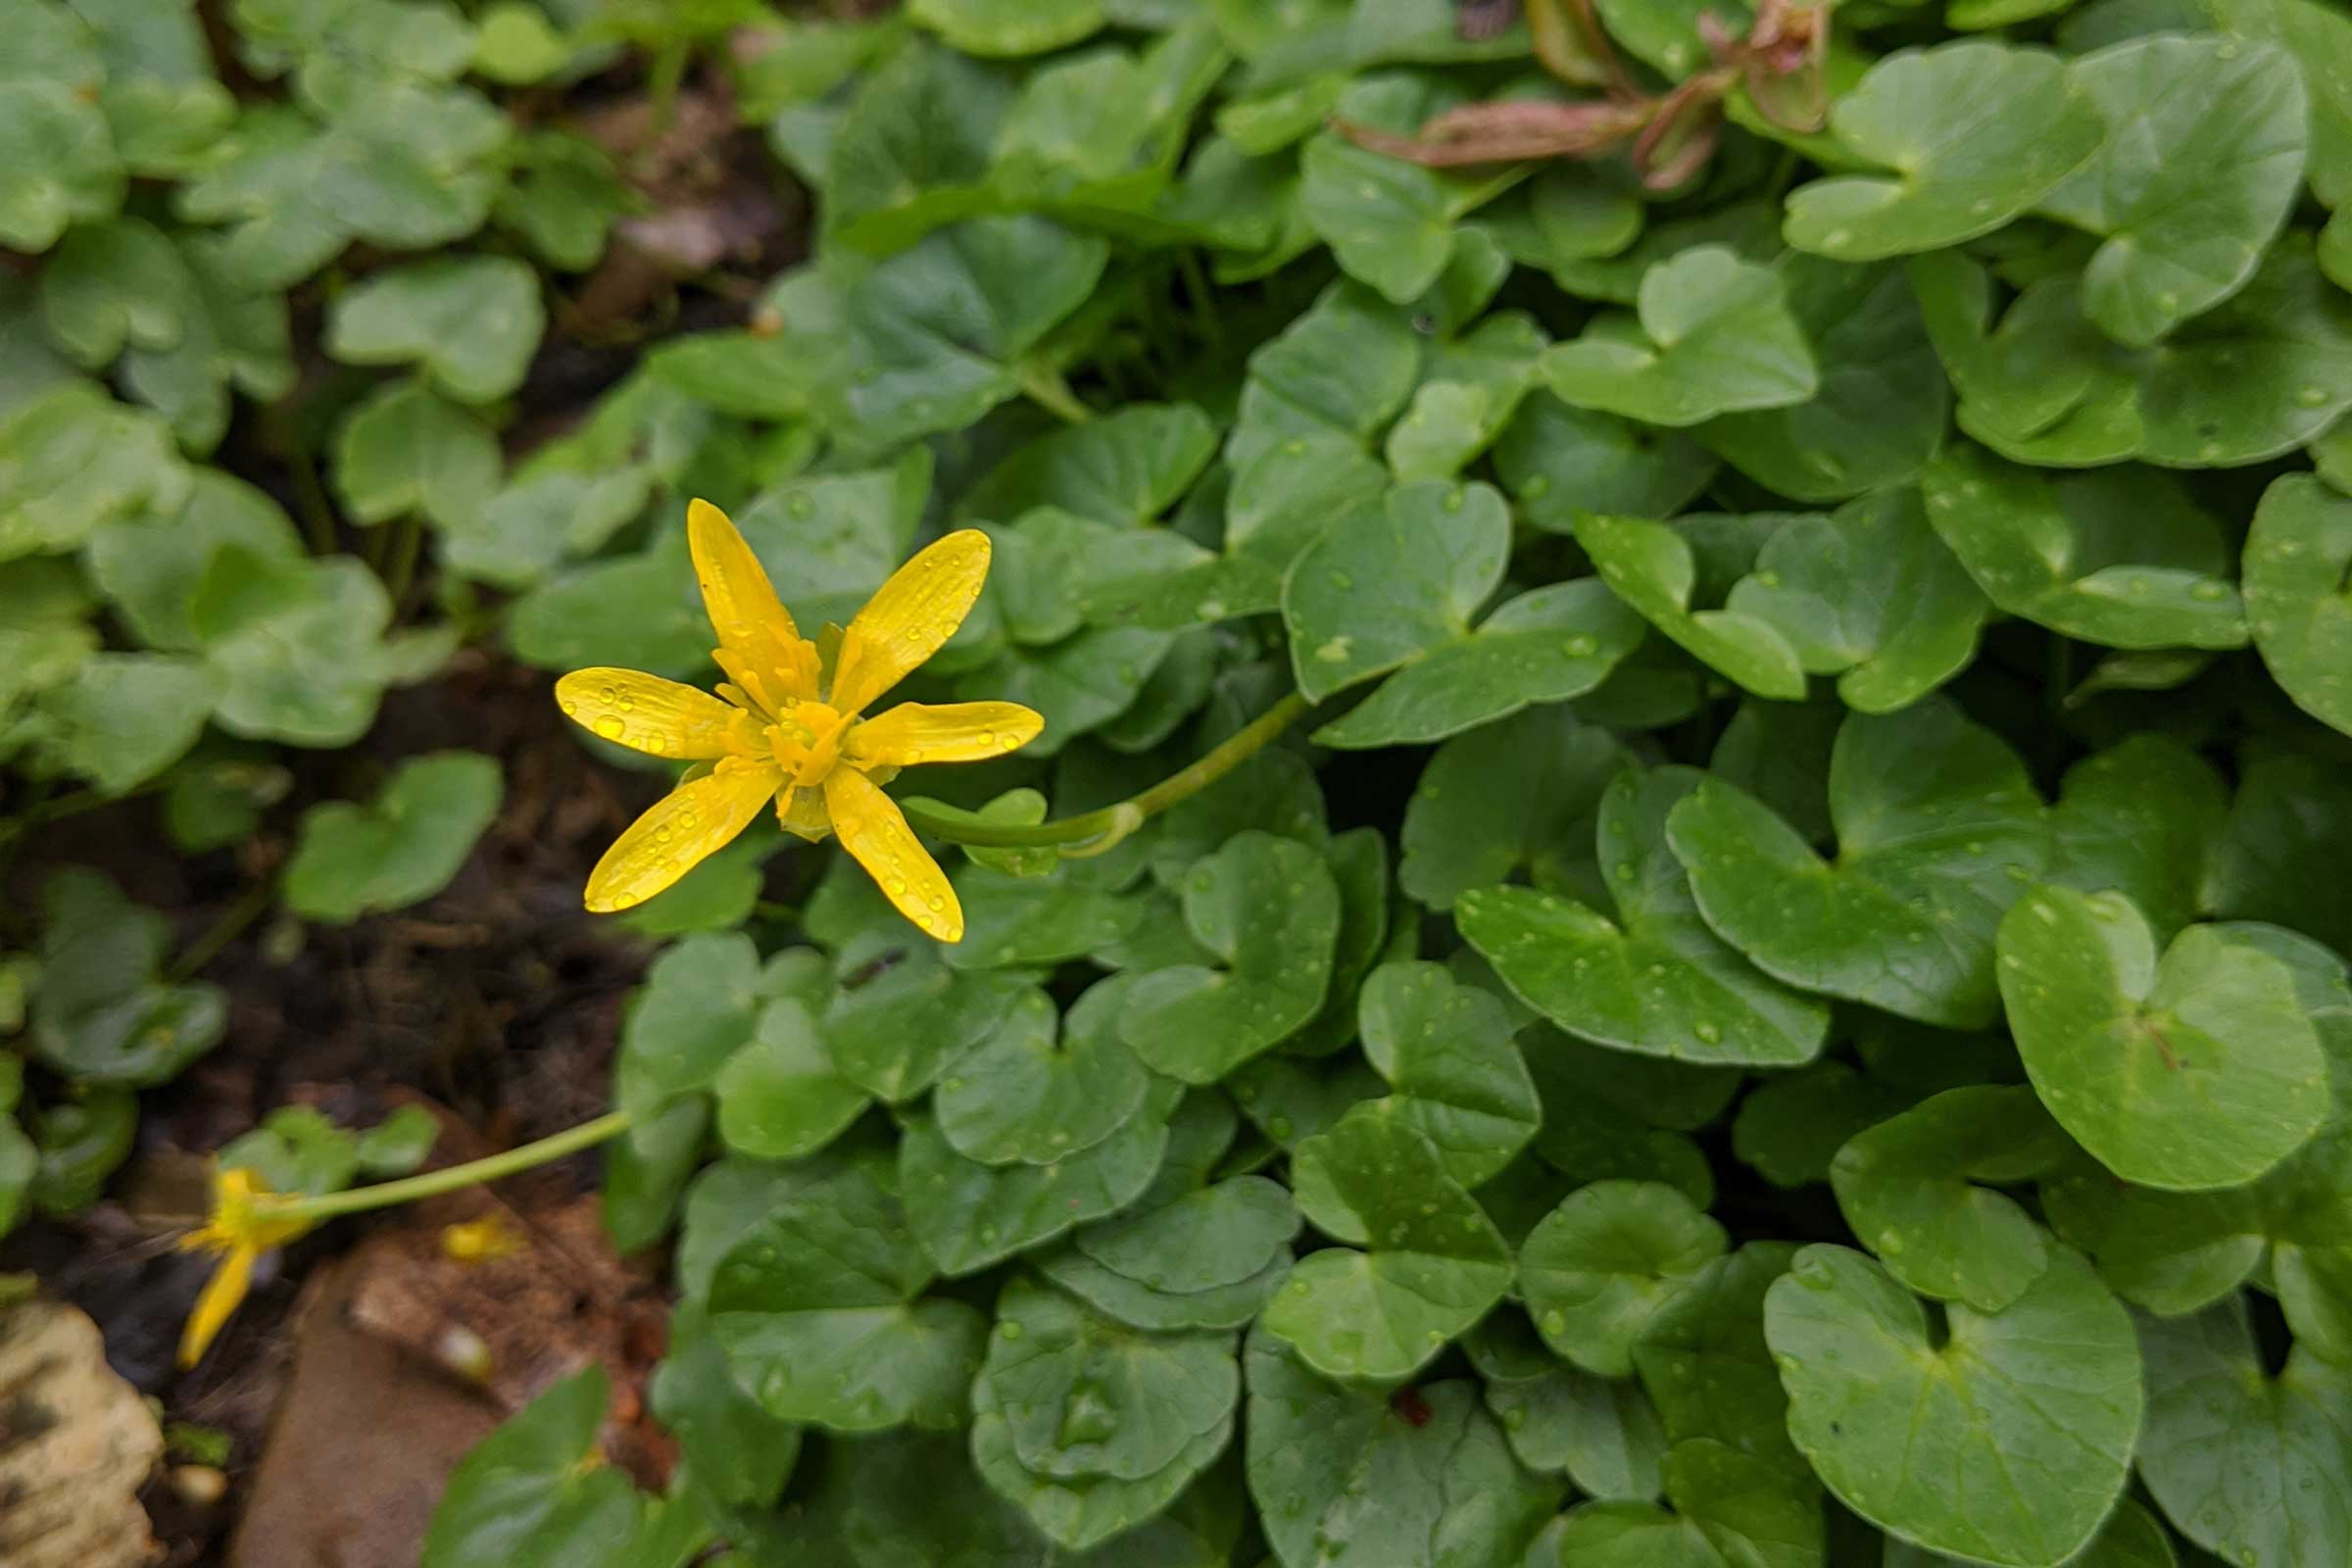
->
(777, 784, 833, 842)
(556, 667, 744, 760)
(179, 1246, 256, 1367)
(828, 529, 992, 717)
(585, 759, 782, 912)
(847, 702, 1045, 768)
(687, 499, 820, 706)
(824, 766, 963, 942)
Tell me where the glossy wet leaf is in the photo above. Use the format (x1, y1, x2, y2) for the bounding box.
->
(1631, 1242, 1806, 1475)
(821, 936, 1036, 1103)
(2048, 734, 2229, 945)
(1245, 1333, 1564, 1568)
(1998, 887, 2329, 1191)
(326, 255, 545, 404)
(1724, 489, 1988, 712)
(1265, 1107, 1513, 1381)
(1299, 74, 1519, 304)
(1785, 43, 2104, 261)
(1353, 960, 1539, 1187)
(1575, 514, 1807, 701)
(2038, 35, 2307, 347)
(961, 402, 1217, 528)
(1494, 392, 1718, 534)
(1544, 247, 1818, 427)
(613, 934, 767, 1118)
(1463, 1308, 1667, 1497)
(1543, 1439, 1823, 1568)
(1398, 707, 1625, 911)
(1765, 1245, 2142, 1567)
(282, 750, 501, 924)
(1921, 445, 2246, 651)
(2246, 473, 2352, 738)
(712, 995, 871, 1161)
(650, 1306, 801, 1510)
(709, 1160, 989, 1431)
(421, 1368, 673, 1568)
(331, 379, 501, 530)
(1520, 1179, 1727, 1378)
(1733, 1062, 1911, 1191)
(1459, 768, 1828, 1067)
(1667, 702, 2050, 1029)
(1118, 832, 1339, 1084)
(1828, 1085, 2068, 1311)
(934, 981, 1154, 1165)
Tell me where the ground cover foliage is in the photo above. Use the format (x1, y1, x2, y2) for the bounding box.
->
(6, 0, 2352, 1563)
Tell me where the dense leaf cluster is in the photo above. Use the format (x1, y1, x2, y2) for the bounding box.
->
(4, 0, 2352, 1563)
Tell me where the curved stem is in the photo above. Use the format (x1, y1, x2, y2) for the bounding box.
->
(903, 692, 1312, 853)
(262, 1111, 633, 1225)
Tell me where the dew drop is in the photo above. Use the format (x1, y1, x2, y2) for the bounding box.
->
(595, 715, 625, 740)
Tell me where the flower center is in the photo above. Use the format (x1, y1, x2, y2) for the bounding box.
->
(767, 702, 856, 787)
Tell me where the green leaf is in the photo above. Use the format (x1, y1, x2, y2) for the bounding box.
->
(1494, 392, 1718, 536)
(2136, 1298, 2352, 1568)
(1459, 767, 1830, 1067)
(1722, 489, 1988, 712)
(2247, 473, 2352, 738)
(1575, 514, 1808, 700)
(961, 403, 1218, 527)
(712, 994, 871, 1161)
(0, 380, 187, 562)
(1463, 1308, 1667, 1497)
(326, 255, 546, 404)
(29, 866, 224, 1086)
(1698, 257, 1950, 504)
(1544, 247, 1819, 427)
(422, 1368, 663, 1568)
(1281, 478, 1509, 703)
(1349, 960, 1538, 1187)
(1765, 1245, 2141, 1568)
(1785, 42, 2105, 261)
(30, 651, 217, 794)
(1521, 1179, 1728, 1377)
(1298, 74, 1517, 304)
(1632, 1242, 1806, 1475)
(495, 130, 634, 271)
(1998, 887, 2330, 1191)
(1524, 1038, 1721, 1208)
(1921, 445, 2246, 651)
(2048, 734, 2229, 945)
(1245, 1333, 1564, 1567)
(821, 936, 1035, 1103)
(614, 933, 765, 1117)
(2205, 744, 2352, 960)
(1667, 702, 2049, 1029)
(709, 1160, 989, 1431)
(331, 379, 501, 529)
(934, 980, 1154, 1165)
(2038, 36, 2307, 347)
(1119, 832, 1340, 1083)
(897, 1078, 1183, 1275)
(283, 751, 502, 924)
(651, 1306, 801, 1510)
(1265, 1106, 1513, 1381)
(1734, 1062, 1911, 1190)
(1313, 578, 1644, 751)
(907, 0, 1104, 55)
(1544, 1439, 1823, 1568)
(1829, 1085, 2068, 1311)
(1398, 707, 1625, 912)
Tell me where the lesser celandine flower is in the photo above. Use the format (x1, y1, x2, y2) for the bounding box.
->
(177, 1167, 312, 1366)
(557, 501, 1043, 939)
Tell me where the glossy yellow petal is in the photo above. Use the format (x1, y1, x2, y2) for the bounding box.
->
(179, 1245, 256, 1367)
(847, 702, 1045, 768)
(585, 759, 782, 912)
(824, 765, 962, 942)
(556, 667, 744, 760)
(777, 784, 833, 842)
(828, 529, 992, 717)
(687, 499, 820, 706)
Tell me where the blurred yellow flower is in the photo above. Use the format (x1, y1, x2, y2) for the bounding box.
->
(558, 500, 1042, 940)
(439, 1214, 524, 1263)
(177, 1167, 312, 1367)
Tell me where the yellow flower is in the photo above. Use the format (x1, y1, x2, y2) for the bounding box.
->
(177, 1167, 313, 1367)
(557, 500, 1043, 940)
(439, 1214, 524, 1263)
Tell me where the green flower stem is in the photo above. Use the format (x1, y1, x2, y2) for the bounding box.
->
(260, 1111, 633, 1225)
(904, 691, 1312, 854)
(1015, 362, 1095, 423)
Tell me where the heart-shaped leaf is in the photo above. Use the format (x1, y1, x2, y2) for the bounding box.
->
(1998, 887, 2329, 1190)
(710, 1160, 989, 1432)
(2246, 473, 2352, 738)
(1119, 831, 1340, 1083)
(1633, 1242, 1806, 1476)
(1465, 1307, 1668, 1497)
(2048, 735, 2229, 945)
(1576, 513, 1808, 700)
(2136, 1298, 2352, 1568)
(1544, 247, 1819, 427)
(1765, 1244, 2141, 1567)
(1829, 1085, 2070, 1311)
(1398, 706, 1626, 912)
(1544, 1439, 1823, 1568)
(325, 255, 545, 404)
(1265, 1106, 1514, 1381)
(1521, 1179, 1728, 1377)
(28, 867, 224, 1087)
(283, 751, 502, 924)
(934, 980, 1154, 1166)
(712, 994, 872, 1162)
(1921, 444, 2246, 650)
(1723, 489, 1989, 712)
(1459, 767, 1829, 1067)
(1353, 960, 1540, 1187)
(2037, 35, 2307, 347)
(1667, 702, 2049, 1028)
(1494, 392, 1720, 534)
(1785, 42, 2104, 260)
